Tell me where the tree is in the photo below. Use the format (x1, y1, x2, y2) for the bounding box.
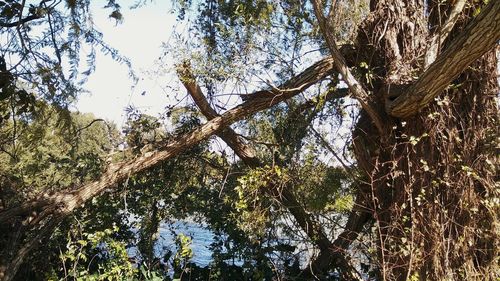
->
(0, 0, 498, 280)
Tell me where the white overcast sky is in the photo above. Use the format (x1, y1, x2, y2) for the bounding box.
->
(73, 1, 181, 127)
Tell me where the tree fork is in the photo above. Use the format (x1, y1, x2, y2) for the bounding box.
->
(387, 0, 500, 118)
(352, 0, 499, 279)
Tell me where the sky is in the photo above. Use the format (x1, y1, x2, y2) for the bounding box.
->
(73, 1, 182, 128)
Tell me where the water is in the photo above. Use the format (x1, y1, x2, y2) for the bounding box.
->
(155, 221, 214, 266)
(128, 219, 310, 270)
(128, 220, 215, 267)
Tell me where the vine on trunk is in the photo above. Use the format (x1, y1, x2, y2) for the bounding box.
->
(351, 1, 499, 279)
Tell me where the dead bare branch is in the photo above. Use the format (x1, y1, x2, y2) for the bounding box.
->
(311, 0, 386, 134)
(424, 0, 467, 68)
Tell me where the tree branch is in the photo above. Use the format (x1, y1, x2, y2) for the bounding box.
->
(177, 61, 261, 166)
(305, 199, 370, 280)
(424, 0, 466, 68)
(309, 126, 357, 181)
(388, 0, 500, 118)
(0, 14, 41, 28)
(0, 57, 336, 281)
(178, 63, 364, 280)
(311, 0, 386, 134)
(0, 216, 63, 281)
(177, 62, 333, 249)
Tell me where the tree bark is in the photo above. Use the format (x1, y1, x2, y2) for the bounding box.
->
(387, 0, 500, 118)
(347, 0, 499, 279)
(312, 0, 386, 134)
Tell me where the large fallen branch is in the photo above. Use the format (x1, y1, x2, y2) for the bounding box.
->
(178, 63, 364, 280)
(387, 0, 500, 118)
(0, 57, 335, 281)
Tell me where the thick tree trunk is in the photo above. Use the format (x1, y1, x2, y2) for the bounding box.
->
(1, 0, 498, 279)
(387, 0, 500, 118)
(348, 0, 499, 280)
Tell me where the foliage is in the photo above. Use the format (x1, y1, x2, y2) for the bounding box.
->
(54, 226, 136, 281)
(173, 233, 193, 270)
(233, 166, 285, 238)
(0, 0, 498, 281)
(0, 106, 118, 202)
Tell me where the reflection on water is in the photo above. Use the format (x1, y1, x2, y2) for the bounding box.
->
(127, 219, 311, 271)
(126, 220, 322, 280)
(155, 221, 215, 266)
(128, 220, 216, 267)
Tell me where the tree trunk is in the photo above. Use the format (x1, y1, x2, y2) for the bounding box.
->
(350, 0, 499, 280)
(387, 0, 500, 118)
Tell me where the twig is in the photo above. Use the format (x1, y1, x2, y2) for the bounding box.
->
(309, 127, 359, 182)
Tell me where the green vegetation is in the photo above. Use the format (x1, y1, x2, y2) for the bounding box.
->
(0, 1, 498, 281)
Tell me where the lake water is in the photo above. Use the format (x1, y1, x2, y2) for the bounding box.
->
(127, 219, 312, 271)
(155, 221, 215, 266)
(128, 220, 216, 267)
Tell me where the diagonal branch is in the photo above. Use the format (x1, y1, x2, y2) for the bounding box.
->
(176, 62, 260, 166)
(0, 57, 336, 225)
(0, 57, 336, 281)
(311, 0, 385, 134)
(388, 0, 500, 118)
(178, 63, 364, 280)
(177, 62, 333, 250)
(309, 126, 357, 181)
(424, 0, 467, 68)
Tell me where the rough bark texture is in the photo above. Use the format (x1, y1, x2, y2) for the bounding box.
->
(423, 0, 466, 68)
(345, 0, 499, 280)
(387, 0, 500, 118)
(1, 0, 498, 279)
